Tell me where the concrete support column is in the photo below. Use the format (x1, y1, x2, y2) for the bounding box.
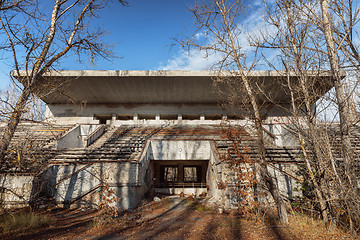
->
(111, 114, 116, 127)
(178, 162, 184, 184)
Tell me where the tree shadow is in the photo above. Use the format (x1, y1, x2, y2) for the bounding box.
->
(264, 214, 298, 240)
(227, 214, 245, 240)
(3, 209, 98, 240)
(95, 198, 189, 240)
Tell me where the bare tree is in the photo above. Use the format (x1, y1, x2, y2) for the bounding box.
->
(319, 0, 356, 187)
(179, 0, 289, 223)
(256, 0, 333, 222)
(0, 0, 28, 11)
(0, 0, 128, 170)
(0, 84, 44, 122)
(253, 0, 360, 232)
(330, 0, 360, 70)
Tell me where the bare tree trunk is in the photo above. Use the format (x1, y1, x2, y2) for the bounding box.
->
(224, 0, 288, 223)
(181, 0, 289, 223)
(285, 72, 329, 221)
(320, 0, 355, 185)
(0, 0, 120, 168)
(0, 87, 31, 167)
(280, 0, 330, 221)
(241, 71, 289, 224)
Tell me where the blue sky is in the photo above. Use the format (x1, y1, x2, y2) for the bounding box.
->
(0, 0, 266, 88)
(0, 0, 345, 120)
(84, 0, 196, 71)
(0, 0, 193, 88)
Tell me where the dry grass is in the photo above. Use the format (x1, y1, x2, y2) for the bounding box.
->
(0, 210, 55, 234)
(0, 199, 357, 240)
(83, 198, 356, 240)
(286, 213, 354, 240)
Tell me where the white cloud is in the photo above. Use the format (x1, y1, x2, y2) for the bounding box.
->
(158, 1, 276, 71)
(159, 49, 221, 70)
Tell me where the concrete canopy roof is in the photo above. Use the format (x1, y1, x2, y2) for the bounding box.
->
(16, 70, 336, 105)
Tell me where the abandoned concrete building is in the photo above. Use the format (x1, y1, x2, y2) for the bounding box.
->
(0, 70, 350, 209)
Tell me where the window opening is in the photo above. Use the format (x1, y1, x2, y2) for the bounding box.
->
(204, 114, 223, 120)
(226, 114, 244, 120)
(183, 166, 202, 183)
(182, 114, 200, 120)
(160, 166, 178, 183)
(116, 114, 133, 120)
(160, 114, 178, 120)
(138, 114, 156, 120)
(93, 114, 112, 124)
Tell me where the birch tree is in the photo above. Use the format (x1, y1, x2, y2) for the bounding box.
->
(0, 0, 128, 170)
(257, 0, 333, 222)
(180, 0, 289, 223)
(255, 0, 360, 232)
(319, 0, 356, 187)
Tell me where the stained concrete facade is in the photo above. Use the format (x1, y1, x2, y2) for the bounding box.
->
(0, 175, 34, 208)
(3, 70, 333, 209)
(43, 161, 147, 209)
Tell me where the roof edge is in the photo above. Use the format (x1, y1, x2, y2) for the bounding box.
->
(13, 70, 346, 78)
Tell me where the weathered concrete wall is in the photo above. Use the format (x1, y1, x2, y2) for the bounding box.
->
(268, 163, 302, 199)
(57, 124, 99, 149)
(206, 145, 224, 203)
(149, 140, 211, 161)
(46, 103, 291, 125)
(57, 125, 81, 148)
(42, 138, 301, 210)
(44, 161, 149, 209)
(219, 161, 302, 209)
(264, 117, 300, 146)
(0, 174, 34, 208)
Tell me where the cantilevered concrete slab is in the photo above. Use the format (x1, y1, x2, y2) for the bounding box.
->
(15, 70, 337, 105)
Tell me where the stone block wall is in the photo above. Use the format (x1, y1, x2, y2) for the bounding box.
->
(0, 174, 34, 208)
(216, 161, 302, 209)
(43, 161, 149, 209)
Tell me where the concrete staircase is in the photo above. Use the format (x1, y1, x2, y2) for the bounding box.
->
(5, 122, 360, 174)
(49, 126, 163, 163)
(87, 126, 118, 149)
(323, 126, 360, 166)
(0, 122, 73, 172)
(48, 125, 304, 164)
(0, 122, 72, 149)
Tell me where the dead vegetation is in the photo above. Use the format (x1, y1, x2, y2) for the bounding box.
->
(0, 196, 355, 240)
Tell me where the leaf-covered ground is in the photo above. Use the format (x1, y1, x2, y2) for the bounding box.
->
(1, 197, 356, 240)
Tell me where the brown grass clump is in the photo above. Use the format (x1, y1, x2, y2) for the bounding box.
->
(0, 210, 55, 234)
(286, 213, 354, 240)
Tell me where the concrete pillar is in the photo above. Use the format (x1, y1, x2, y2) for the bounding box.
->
(200, 114, 205, 121)
(155, 114, 160, 121)
(178, 162, 184, 183)
(178, 114, 182, 121)
(134, 114, 138, 121)
(111, 114, 116, 127)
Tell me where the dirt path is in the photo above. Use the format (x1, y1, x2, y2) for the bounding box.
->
(2, 197, 355, 240)
(86, 197, 352, 240)
(89, 197, 219, 240)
